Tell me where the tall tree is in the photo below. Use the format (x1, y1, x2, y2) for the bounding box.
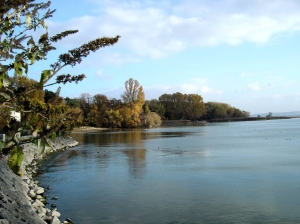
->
(77, 93, 92, 125)
(120, 78, 145, 127)
(121, 78, 140, 103)
(185, 94, 206, 120)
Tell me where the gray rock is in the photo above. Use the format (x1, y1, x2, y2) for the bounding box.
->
(35, 187, 44, 195)
(28, 189, 36, 198)
(32, 199, 45, 209)
(51, 215, 61, 224)
(52, 209, 61, 218)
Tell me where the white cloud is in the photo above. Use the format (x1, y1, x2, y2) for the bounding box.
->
(47, 0, 300, 61)
(248, 82, 260, 91)
(272, 94, 282, 99)
(201, 86, 222, 95)
(142, 78, 222, 99)
(283, 81, 295, 88)
(95, 70, 104, 79)
(240, 72, 256, 78)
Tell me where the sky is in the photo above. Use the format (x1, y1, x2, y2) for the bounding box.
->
(28, 0, 300, 114)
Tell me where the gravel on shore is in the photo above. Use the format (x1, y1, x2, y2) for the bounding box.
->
(0, 136, 78, 224)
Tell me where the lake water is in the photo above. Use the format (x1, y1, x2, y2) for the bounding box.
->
(36, 118, 300, 223)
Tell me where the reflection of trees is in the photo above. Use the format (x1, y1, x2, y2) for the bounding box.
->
(71, 130, 146, 146)
(123, 148, 146, 179)
(69, 129, 192, 179)
(70, 130, 189, 145)
(50, 149, 88, 166)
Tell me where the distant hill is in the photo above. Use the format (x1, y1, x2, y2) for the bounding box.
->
(251, 111, 300, 117)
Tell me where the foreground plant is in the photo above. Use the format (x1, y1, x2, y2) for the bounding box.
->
(0, 0, 120, 174)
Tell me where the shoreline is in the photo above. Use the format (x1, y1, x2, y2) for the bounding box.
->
(0, 137, 78, 224)
(72, 126, 108, 133)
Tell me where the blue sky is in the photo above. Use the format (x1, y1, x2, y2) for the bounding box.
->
(29, 0, 300, 114)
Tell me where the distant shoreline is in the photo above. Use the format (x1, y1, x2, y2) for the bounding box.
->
(207, 116, 297, 123)
(71, 117, 299, 133)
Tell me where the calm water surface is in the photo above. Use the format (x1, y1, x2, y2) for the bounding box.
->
(36, 118, 300, 223)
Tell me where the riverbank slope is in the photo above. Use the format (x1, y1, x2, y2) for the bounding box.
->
(0, 137, 78, 224)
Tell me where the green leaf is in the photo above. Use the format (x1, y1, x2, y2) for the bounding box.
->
(39, 70, 52, 89)
(40, 21, 48, 29)
(15, 53, 23, 62)
(13, 132, 21, 143)
(0, 92, 11, 101)
(22, 62, 28, 74)
(0, 72, 11, 88)
(14, 61, 23, 76)
(27, 52, 35, 65)
(8, 146, 24, 176)
(34, 138, 51, 155)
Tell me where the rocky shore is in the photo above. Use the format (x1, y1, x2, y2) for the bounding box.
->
(0, 136, 78, 224)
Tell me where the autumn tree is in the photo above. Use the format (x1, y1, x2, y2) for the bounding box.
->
(144, 112, 162, 127)
(120, 78, 145, 127)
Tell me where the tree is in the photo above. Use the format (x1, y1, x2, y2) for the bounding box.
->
(144, 103, 150, 114)
(144, 112, 162, 127)
(0, 0, 120, 175)
(77, 93, 92, 125)
(184, 94, 206, 120)
(146, 99, 165, 119)
(64, 97, 80, 108)
(121, 78, 141, 103)
(204, 102, 250, 119)
(159, 92, 205, 120)
(120, 78, 145, 127)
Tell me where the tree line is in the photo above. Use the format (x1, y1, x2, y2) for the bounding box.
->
(64, 86, 250, 128)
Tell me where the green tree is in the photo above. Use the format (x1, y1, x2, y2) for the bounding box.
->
(146, 99, 165, 119)
(92, 94, 109, 126)
(204, 102, 250, 119)
(64, 97, 80, 108)
(184, 94, 206, 120)
(159, 92, 205, 120)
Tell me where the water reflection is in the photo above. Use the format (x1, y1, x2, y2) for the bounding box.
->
(123, 148, 146, 179)
(37, 120, 300, 223)
(70, 128, 203, 179)
(71, 129, 192, 146)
